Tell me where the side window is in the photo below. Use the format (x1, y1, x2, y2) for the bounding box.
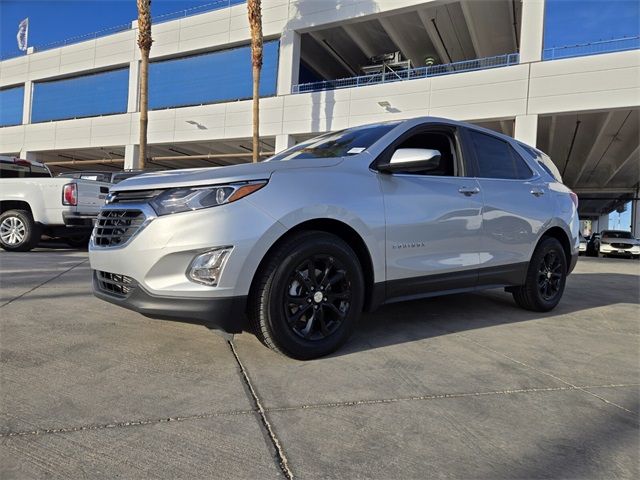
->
(392, 131, 457, 176)
(469, 130, 532, 180)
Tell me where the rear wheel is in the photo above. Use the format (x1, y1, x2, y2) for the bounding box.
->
(249, 231, 364, 360)
(512, 237, 567, 312)
(0, 210, 40, 252)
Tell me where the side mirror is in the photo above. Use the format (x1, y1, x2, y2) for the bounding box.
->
(378, 148, 442, 173)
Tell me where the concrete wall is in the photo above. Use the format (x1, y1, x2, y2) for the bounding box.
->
(1, 0, 639, 155)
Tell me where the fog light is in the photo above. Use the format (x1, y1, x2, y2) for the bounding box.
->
(188, 247, 232, 286)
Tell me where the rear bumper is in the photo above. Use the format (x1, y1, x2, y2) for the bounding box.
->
(92, 270, 248, 333)
(63, 211, 97, 227)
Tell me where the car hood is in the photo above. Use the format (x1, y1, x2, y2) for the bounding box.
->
(111, 157, 344, 192)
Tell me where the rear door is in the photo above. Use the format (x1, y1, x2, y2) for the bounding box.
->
(465, 128, 552, 283)
(377, 123, 484, 298)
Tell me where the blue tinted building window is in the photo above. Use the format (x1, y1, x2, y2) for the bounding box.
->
(0, 86, 24, 127)
(32, 68, 129, 123)
(149, 40, 279, 109)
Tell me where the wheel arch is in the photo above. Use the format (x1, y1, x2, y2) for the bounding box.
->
(0, 200, 32, 216)
(539, 226, 572, 268)
(248, 218, 379, 313)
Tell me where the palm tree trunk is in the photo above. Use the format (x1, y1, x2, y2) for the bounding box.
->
(252, 63, 261, 163)
(136, 0, 153, 170)
(139, 48, 149, 169)
(248, 0, 263, 163)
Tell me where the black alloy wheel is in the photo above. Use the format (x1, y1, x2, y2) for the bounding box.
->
(250, 231, 364, 360)
(537, 251, 563, 301)
(284, 255, 352, 341)
(512, 236, 567, 312)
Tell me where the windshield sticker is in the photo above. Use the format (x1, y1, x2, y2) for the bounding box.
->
(347, 147, 366, 154)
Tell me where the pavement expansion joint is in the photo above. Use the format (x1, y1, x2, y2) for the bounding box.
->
(0, 259, 89, 308)
(0, 408, 255, 439)
(264, 383, 640, 414)
(227, 340, 294, 480)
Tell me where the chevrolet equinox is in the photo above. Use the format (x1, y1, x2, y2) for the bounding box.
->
(90, 117, 579, 359)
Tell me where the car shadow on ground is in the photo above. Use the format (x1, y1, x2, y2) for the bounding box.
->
(331, 272, 639, 357)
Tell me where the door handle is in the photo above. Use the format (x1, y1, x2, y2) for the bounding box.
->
(530, 188, 545, 197)
(458, 186, 480, 196)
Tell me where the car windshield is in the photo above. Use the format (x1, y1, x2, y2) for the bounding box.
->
(267, 123, 398, 162)
(602, 231, 634, 239)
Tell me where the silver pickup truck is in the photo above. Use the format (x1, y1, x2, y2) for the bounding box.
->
(0, 156, 110, 251)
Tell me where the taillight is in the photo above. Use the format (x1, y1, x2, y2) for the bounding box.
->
(63, 183, 77, 206)
(569, 192, 578, 209)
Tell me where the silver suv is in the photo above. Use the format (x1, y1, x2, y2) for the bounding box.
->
(90, 117, 579, 359)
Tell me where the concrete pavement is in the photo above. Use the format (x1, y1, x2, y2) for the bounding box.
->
(1, 246, 638, 479)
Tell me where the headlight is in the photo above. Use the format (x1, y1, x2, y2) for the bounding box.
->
(150, 181, 267, 216)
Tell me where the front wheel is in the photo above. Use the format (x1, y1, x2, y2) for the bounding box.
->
(512, 237, 567, 312)
(0, 209, 40, 252)
(249, 231, 364, 360)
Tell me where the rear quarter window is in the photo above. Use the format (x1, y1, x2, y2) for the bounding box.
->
(469, 130, 532, 180)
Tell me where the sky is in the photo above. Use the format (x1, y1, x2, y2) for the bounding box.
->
(1, 0, 639, 58)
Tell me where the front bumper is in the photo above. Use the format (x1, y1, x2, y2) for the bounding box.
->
(92, 270, 248, 332)
(599, 244, 640, 256)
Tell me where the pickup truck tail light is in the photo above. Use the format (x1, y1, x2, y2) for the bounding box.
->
(63, 183, 78, 206)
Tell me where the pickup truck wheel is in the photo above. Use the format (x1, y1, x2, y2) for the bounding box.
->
(0, 210, 40, 252)
(512, 237, 567, 312)
(65, 234, 91, 248)
(249, 231, 364, 360)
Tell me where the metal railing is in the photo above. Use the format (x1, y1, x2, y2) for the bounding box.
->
(543, 35, 640, 60)
(153, 0, 245, 24)
(293, 53, 520, 94)
(0, 0, 246, 61)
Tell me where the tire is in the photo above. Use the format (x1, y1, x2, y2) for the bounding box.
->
(65, 234, 91, 248)
(512, 236, 567, 312)
(0, 209, 40, 252)
(249, 231, 364, 360)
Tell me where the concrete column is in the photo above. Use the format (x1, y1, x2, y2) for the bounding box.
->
(22, 81, 33, 124)
(597, 213, 609, 233)
(275, 134, 295, 153)
(519, 0, 546, 63)
(127, 60, 140, 113)
(514, 114, 538, 146)
(124, 144, 140, 170)
(277, 30, 301, 95)
(632, 192, 640, 238)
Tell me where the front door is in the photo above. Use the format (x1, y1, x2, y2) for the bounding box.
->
(377, 126, 484, 299)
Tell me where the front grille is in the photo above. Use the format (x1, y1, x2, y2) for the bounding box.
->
(110, 190, 163, 204)
(611, 243, 632, 249)
(93, 209, 145, 247)
(95, 270, 137, 297)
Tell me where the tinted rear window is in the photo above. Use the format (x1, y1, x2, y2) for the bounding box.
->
(0, 161, 51, 178)
(469, 131, 532, 179)
(518, 142, 563, 182)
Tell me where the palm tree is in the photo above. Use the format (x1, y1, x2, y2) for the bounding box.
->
(136, 0, 153, 169)
(247, 0, 263, 163)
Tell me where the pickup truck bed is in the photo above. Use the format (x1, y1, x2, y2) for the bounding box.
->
(0, 157, 110, 251)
